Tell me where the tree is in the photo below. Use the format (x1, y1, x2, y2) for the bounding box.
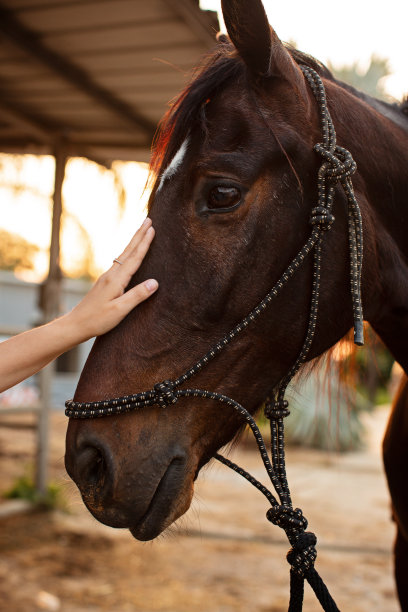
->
(328, 54, 392, 101)
(0, 228, 39, 272)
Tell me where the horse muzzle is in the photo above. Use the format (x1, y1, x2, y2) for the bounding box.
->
(65, 419, 195, 541)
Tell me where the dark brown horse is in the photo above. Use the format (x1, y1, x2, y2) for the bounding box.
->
(65, 0, 408, 607)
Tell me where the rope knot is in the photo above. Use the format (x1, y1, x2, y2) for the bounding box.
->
(287, 531, 318, 576)
(309, 206, 335, 231)
(314, 143, 357, 182)
(266, 506, 308, 532)
(264, 399, 290, 420)
(153, 380, 177, 408)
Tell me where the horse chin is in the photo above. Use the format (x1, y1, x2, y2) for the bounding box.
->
(129, 460, 195, 541)
(128, 489, 193, 541)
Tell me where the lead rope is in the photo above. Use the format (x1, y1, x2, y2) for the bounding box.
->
(66, 66, 364, 612)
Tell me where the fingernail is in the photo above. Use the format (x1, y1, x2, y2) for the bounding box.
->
(145, 279, 158, 292)
(143, 217, 152, 226)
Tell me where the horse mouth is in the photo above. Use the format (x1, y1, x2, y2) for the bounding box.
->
(129, 456, 192, 541)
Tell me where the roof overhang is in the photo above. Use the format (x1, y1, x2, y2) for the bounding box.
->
(0, 0, 219, 163)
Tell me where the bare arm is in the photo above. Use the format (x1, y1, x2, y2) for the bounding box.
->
(0, 218, 158, 393)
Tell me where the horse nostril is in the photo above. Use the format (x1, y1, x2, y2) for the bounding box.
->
(76, 445, 108, 489)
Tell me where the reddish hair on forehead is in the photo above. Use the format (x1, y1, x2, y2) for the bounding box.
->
(148, 41, 246, 204)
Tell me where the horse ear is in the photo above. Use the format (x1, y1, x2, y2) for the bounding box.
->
(220, 0, 296, 80)
(221, 0, 271, 75)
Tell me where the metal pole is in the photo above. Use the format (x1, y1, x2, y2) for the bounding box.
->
(36, 139, 67, 495)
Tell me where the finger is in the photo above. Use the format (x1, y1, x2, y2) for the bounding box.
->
(108, 219, 155, 287)
(121, 217, 152, 260)
(115, 278, 159, 313)
(115, 226, 155, 286)
(113, 218, 152, 265)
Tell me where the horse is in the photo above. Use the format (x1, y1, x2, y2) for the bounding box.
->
(384, 376, 408, 607)
(64, 0, 408, 608)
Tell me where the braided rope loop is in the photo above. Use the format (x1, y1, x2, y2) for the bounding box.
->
(301, 65, 364, 347)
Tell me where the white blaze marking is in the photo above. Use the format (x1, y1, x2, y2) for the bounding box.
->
(157, 138, 189, 192)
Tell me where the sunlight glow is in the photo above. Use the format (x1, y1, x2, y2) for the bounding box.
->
(0, 154, 149, 281)
(200, 0, 407, 101)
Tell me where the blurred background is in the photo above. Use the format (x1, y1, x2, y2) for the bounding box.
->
(0, 1, 406, 610)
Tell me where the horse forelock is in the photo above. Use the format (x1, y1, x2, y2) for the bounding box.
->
(148, 43, 245, 207)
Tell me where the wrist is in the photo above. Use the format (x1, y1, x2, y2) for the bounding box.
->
(55, 310, 91, 348)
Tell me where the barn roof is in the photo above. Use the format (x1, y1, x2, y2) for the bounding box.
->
(0, 0, 219, 163)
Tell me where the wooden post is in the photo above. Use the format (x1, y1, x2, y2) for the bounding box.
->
(36, 140, 67, 495)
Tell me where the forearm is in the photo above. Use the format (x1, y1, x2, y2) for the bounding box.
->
(0, 314, 84, 393)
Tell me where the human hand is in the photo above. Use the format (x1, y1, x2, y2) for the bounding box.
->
(67, 218, 158, 341)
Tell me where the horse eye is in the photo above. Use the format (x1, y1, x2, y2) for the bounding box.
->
(207, 186, 241, 211)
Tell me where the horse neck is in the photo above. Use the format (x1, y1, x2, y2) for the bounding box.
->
(333, 88, 408, 249)
(332, 88, 408, 371)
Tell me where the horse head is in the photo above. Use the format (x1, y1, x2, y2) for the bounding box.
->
(65, 0, 406, 541)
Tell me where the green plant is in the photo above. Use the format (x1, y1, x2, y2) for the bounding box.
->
(3, 474, 67, 511)
(283, 370, 364, 452)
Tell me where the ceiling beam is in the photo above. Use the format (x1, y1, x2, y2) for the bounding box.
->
(0, 3, 157, 137)
(0, 97, 56, 142)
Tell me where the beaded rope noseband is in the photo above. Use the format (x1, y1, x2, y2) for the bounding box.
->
(66, 67, 363, 612)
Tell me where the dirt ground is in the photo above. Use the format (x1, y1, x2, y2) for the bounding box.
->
(0, 407, 400, 612)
